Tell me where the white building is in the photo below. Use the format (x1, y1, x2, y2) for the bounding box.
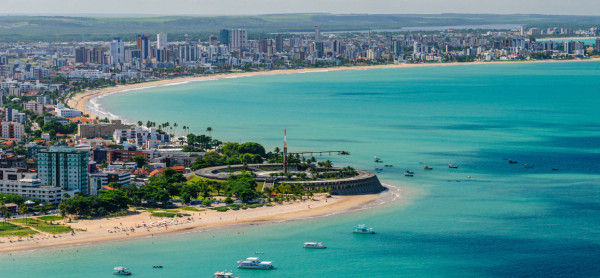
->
(24, 101, 44, 115)
(113, 126, 170, 148)
(110, 37, 125, 64)
(0, 168, 62, 204)
(55, 104, 82, 118)
(1, 121, 23, 140)
(157, 33, 167, 50)
(230, 29, 248, 50)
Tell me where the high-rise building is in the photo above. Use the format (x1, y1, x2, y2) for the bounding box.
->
(596, 38, 600, 53)
(258, 39, 268, 53)
(219, 29, 230, 45)
(393, 41, 403, 54)
(136, 34, 151, 60)
(0, 55, 7, 65)
(37, 147, 89, 195)
(157, 33, 168, 50)
(0, 121, 23, 140)
(110, 37, 125, 64)
(75, 47, 86, 63)
(275, 34, 283, 52)
(209, 34, 218, 46)
(230, 29, 248, 50)
(156, 33, 168, 62)
(178, 45, 198, 63)
(315, 26, 321, 42)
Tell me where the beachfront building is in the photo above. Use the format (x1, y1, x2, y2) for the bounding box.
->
(78, 120, 128, 139)
(37, 147, 89, 195)
(0, 168, 62, 204)
(55, 104, 82, 118)
(113, 126, 170, 147)
(88, 170, 131, 195)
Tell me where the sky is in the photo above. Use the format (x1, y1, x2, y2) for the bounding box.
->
(1, 0, 599, 16)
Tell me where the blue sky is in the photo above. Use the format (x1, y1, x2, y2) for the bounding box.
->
(2, 0, 599, 16)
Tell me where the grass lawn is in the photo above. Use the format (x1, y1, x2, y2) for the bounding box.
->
(11, 218, 73, 234)
(0, 222, 38, 237)
(151, 212, 176, 218)
(186, 174, 225, 184)
(179, 207, 203, 212)
(37, 216, 62, 221)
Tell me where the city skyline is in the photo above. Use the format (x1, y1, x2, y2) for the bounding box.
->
(1, 0, 599, 16)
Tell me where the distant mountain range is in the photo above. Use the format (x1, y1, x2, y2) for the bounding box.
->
(0, 13, 599, 42)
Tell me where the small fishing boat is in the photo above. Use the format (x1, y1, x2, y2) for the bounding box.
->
(303, 242, 326, 249)
(524, 164, 534, 168)
(424, 165, 433, 170)
(404, 172, 414, 177)
(353, 224, 375, 234)
(374, 156, 383, 163)
(255, 251, 264, 254)
(552, 168, 559, 171)
(214, 271, 239, 278)
(384, 165, 393, 167)
(405, 170, 414, 174)
(152, 265, 163, 268)
(508, 160, 518, 164)
(448, 164, 458, 168)
(113, 267, 132, 276)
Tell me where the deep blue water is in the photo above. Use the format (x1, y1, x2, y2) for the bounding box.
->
(3, 61, 600, 277)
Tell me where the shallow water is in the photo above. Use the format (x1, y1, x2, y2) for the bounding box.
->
(4, 61, 600, 277)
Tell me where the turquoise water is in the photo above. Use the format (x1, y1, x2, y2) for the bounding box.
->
(537, 38, 598, 46)
(5, 62, 600, 277)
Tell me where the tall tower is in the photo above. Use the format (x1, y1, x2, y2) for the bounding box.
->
(315, 26, 321, 42)
(283, 129, 287, 174)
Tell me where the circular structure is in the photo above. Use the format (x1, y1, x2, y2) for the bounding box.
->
(194, 163, 385, 195)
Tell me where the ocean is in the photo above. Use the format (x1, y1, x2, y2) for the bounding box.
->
(4, 61, 600, 277)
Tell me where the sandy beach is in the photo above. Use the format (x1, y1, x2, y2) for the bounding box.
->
(0, 186, 399, 254)
(67, 58, 600, 120)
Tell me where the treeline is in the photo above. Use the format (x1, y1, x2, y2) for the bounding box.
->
(58, 168, 263, 217)
(189, 142, 266, 170)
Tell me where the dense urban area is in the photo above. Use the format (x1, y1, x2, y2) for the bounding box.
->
(0, 22, 598, 224)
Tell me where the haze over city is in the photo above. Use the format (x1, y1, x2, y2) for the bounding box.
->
(1, 0, 599, 16)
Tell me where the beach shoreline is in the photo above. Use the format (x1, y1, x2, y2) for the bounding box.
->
(0, 185, 400, 254)
(67, 58, 600, 121)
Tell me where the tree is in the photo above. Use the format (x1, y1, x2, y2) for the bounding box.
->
(19, 204, 28, 224)
(206, 127, 212, 136)
(132, 155, 146, 168)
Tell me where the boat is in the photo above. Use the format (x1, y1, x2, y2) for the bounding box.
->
(384, 164, 393, 167)
(353, 224, 375, 234)
(552, 168, 559, 171)
(113, 267, 132, 276)
(214, 271, 239, 278)
(152, 265, 163, 268)
(254, 251, 264, 254)
(448, 164, 458, 168)
(405, 170, 414, 174)
(424, 165, 433, 170)
(374, 156, 383, 163)
(508, 160, 518, 164)
(237, 257, 274, 270)
(303, 242, 326, 249)
(524, 164, 534, 168)
(404, 171, 414, 177)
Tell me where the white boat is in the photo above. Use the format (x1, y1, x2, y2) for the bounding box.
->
(214, 271, 239, 278)
(113, 267, 132, 276)
(303, 242, 326, 249)
(353, 224, 375, 234)
(237, 257, 274, 270)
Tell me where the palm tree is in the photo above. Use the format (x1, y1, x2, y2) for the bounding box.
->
(19, 205, 28, 224)
(137, 121, 143, 126)
(206, 127, 212, 136)
(0, 204, 6, 227)
(173, 123, 178, 136)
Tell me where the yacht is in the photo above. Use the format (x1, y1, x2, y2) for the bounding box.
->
(424, 165, 433, 170)
(353, 224, 375, 234)
(113, 267, 132, 276)
(303, 242, 326, 249)
(237, 257, 274, 270)
(214, 271, 239, 278)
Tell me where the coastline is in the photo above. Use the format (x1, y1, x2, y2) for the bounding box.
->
(67, 57, 600, 121)
(0, 185, 400, 254)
